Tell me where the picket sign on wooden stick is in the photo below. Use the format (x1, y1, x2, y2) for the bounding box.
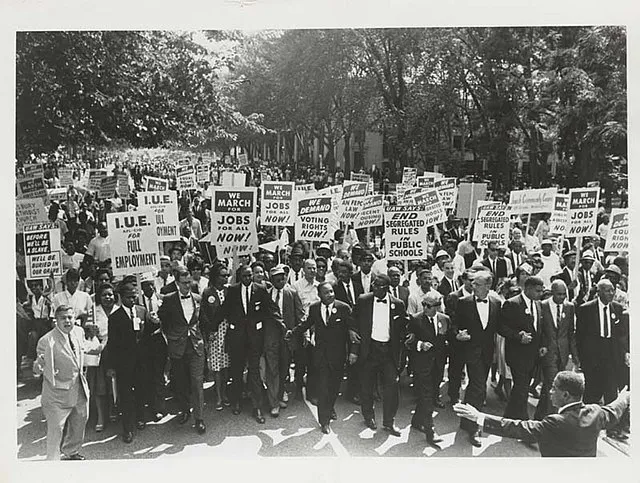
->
(231, 245, 239, 284)
(573, 236, 583, 280)
(136, 273, 144, 304)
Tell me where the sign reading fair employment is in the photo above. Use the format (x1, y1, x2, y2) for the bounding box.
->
(211, 187, 258, 257)
(549, 194, 569, 236)
(605, 209, 628, 252)
(354, 195, 384, 229)
(384, 205, 427, 260)
(145, 176, 169, 191)
(261, 181, 296, 226)
(567, 187, 599, 236)
(137, 191, 180, 241)
(16, 198, 47, 233)
(339, 181, 368, 224)
(295, 195, 336, 242)
(107, 211, 160, 276)
(508, 188, 557, 214)
(24, 223, 62, 279)
(473, 203, 510, 247)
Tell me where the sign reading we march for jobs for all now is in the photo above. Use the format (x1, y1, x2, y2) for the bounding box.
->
(260, 181, 296, 226)
(210, 187, 258, 257)
(107, 210, 160, 276)
(567, 187, 600, 236)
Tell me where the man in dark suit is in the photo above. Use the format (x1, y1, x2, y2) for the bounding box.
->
(551, 250, 579, 302)
(407, 292, 449, 444)
(265, 265, 304, 417)
(452, 270, 501, 446)
(221, 264, 284, 423)
(350, 274, 409, 436)
(481, 242, 509, 289)
(159, 261, 180, 296)
(437, 259, 459, 298)
(500, 276, 545, 423)
(352, 249, 374, 295)
(387, 266, 409, 307)
(104, 282, 152, 443)
(455, 371, 630, 457)
(534, 280, 580, 419)
(506, 239, 526, 274)
(158, 266, 206, 434)
(446, 217, 464, 244)
(574, 251, 598, 306)
(576, 279, 629, 409)
(286, 282, 354, 433)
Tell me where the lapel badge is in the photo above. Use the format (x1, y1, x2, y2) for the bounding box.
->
(391, 303, 396, 310)
(332, 307, 337, 314)
(208, 296, 215, 304)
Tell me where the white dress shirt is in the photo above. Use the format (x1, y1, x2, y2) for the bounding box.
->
(321, 302, 334, 325)
(53, 289, 93, 320)
(343, 281, 357, 305)
(271, 287, 284, 316)
(241, 284, 253, 315)
(360, 271, 372, 293)
(521, 293, 538, 331)
(371, 294, 390, 342)
(475, 296, 490, 329)
(180, 293, 195, 322)
(549, 300, 563, 329)
(597, 299, 612, 338)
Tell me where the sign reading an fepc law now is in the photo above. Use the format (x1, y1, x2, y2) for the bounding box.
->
(434, 177, 457, 210)
(605, 209, 628, 252)
(384, 205, 427, 260)
(295, 195, 337, 242)
(549, 194, 569, 236)
(567, 187, 600, 237)
(137, 191, 180, 241)
(508, 188, 557, 214)
(339, 181, 368, 224)
(211, 187, 258, 257)
(24, 223, 62, 279)
(107, 210, 160, 277)
(473, 203, 510, 248)
(260, 181, 296, 226)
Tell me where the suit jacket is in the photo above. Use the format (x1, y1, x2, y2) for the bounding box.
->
(104, 305, 152, 371)
(389, 284, 410, 308)
(36, 326, 89, 407)
(158, 292, 204, 359)
(551, 267, 577, 301)
(292, 300, 352, 370)
(350, 293, 408, 371)
(351, 271, 370, 297)
(481, 257, 509, 287)
(334, 279, 360, 308)
(453, 294, 501, 366)
(408, 312, 451, 364)
(160, 280, 179, 295)
(481, 396, 629, 457)
(199, 286, 227, 337)
(506, 251, 525, 273)
(437, 277, 458, 298)
(265, 285, 304, 347)
(576, 299, 628, 371)
(539, 299, 578, 368)
(500, 294, 543, 370)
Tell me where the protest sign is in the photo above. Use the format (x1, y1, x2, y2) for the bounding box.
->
(339, 181, 368, 224)
(237, 153, 248, 166)
(16, 174, 47, 199)
(384, 205, 427, 260)
(412, 189, 447, 226)
(604, 209, 628, 252)
(99, 176, 118, 199)
(422, 171, 444, 179)
(16, 198, 47, 233)
(220, 171, 246, 187)
(317, 184, 343, 215)
(88, 169, 107, 191)
(351, 172, 374, 194)
(586, 181, 600, 188)
(473, 203, 511, 247)
(435, 177, 457, 210)
(294, 194, 337, 242)
(107, 210, 160, 277)
(176, 165, 196, 190)
(196, 162, 210, 184)
(23, 164, 44, 179)
(116, 174, 130, 199)
(260, 181, 296, 226)
(58, 168, 74, 187)
(402, 187, 425, 203)
(456, 182, 487, 219)
(567, 187, 600, 237)
(354, 194, 384, 229)
(508, 188, 557, 214)
(137, 191, 180, 241)
(549, 194, 569, 236)
(416, 176, 435, 189)
(47, 188, 68, 203)
(24, 223, 62, 279)
(295, 183, 316, 193)
(145, 176, 169, 191)
(402, 167, 417, 187)
(210, 187, 258, 257)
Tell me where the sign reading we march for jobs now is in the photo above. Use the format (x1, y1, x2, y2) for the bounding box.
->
(260, 181, 296, 226)
(210, 187, 258, 257)
(107, 211, 160, 276)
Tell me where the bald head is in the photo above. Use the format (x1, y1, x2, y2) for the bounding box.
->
(550, 279, 567, 304)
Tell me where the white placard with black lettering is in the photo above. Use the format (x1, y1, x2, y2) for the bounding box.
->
(567, 187, 600, 237)
(384, 205, 427, 260)
(137, 191, 180, 241)
(605, 208, 628, 252)
(210, 187, 258, 257)
(24, 223, 62, 279)
(260, 181, 296, 226)
(295, 194, 338, 242)
(107, 210, 160, 276)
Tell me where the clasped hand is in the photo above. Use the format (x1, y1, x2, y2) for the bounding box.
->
(456, 329, 471, 342)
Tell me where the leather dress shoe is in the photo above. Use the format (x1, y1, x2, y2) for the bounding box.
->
(383, 424, 401, 437)
(434, 399, 445, 409)
(255, 409, 266, 424)
(270, 407, 280, 418)
(178, 412, 191, 425)
(469, 430, 482, 447)
(364, 418, 377, 430)
(232, 404, 241, 415)
(320, 423, 330, 434)
(136, 420, 146, 430)
(426, 430, 443, 444)
(62, 453, 85, 460)
(195, 419, 206, 434)
(122, 432, 134, 444)
(153, 412, 164, 422)
(330, 409, 337, 421)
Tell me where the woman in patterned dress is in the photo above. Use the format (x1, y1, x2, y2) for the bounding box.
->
(199, 263, 231, 410)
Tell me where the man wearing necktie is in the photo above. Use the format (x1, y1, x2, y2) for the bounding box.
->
(388, 266, 410, 307)
(452, 271, 501, 447)
(500, 276, 545, 423)
(349, 274, 410, 436)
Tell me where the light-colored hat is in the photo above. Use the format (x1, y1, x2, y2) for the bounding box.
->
(317, 243, 332, 253)
(605, 264, 622, 276)
(435, 250, 450, 259)
(581, 250, 596, 261)
(269, 264, 286, 277)
(540, 239, 553, 246)
(140, 272, 155, 284)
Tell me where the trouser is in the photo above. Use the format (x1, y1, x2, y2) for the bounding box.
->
(360, 341, 399, 426)
(42, 384, 88, 460)
(145, 336, 168, 413)
(534, 352, 563, 420)
(116, 361, 147, 433)
(277, 342, 292, 401)
(460, 352, 490, 433)
(346, 362, 360, 400)
(171, 341, 205, 420)
(230, 339, 263, 409)
(504, 364, 535, 421)
(316, 362, 343, 425)
(411, 356, 436, 430)
(447, 344, 465, 402)
(583, 365, 618, 405)
(294, 344, 314, 398)
(264, 336, 282, 409)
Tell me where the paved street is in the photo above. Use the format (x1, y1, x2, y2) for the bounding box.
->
(16, 368, 628, 460)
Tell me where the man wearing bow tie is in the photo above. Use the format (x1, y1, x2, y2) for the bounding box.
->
(350, 274, 409, 436)
(158, 267, 206, 434)
(452, 271, 501, 446)
(500, 276, 545, 423)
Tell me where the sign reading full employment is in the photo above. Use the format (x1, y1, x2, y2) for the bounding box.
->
(145, 176, 169, 191)
(354, 194, 384, 229)
(107, 210, 160, 276)
(295, 194, 337, 242)
(435, 178, 457, 210)
(339, 181, 368, 224)
(549, 194, 569, 236)
(473, 203, 511, 248)
(384, 205, 427, 260)
(176, 165, 197, 190)
(567, 187, 600, 236)
(508, 188, 557, 214)
(23, 223, 62, 279)
(137, 191, 180, 241)
(260, 181, 296, 226)
(16, 198, 48, 233)
(605, 209, 628, 252)
(210, 187, 258, 257)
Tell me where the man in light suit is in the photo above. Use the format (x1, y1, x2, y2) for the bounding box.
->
(534, 280, 579, 420)
(33, 305, 89, 460)
(455, 371, 630, 457)
(158, 266, 206, 435)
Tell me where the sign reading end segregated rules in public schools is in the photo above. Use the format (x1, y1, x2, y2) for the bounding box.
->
(211, 187, 258, 257)
(384, 204, 428, 260)
(107, 210, 160, 277)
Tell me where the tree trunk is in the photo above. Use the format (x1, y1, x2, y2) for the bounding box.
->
(343, 130, 351, 175)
